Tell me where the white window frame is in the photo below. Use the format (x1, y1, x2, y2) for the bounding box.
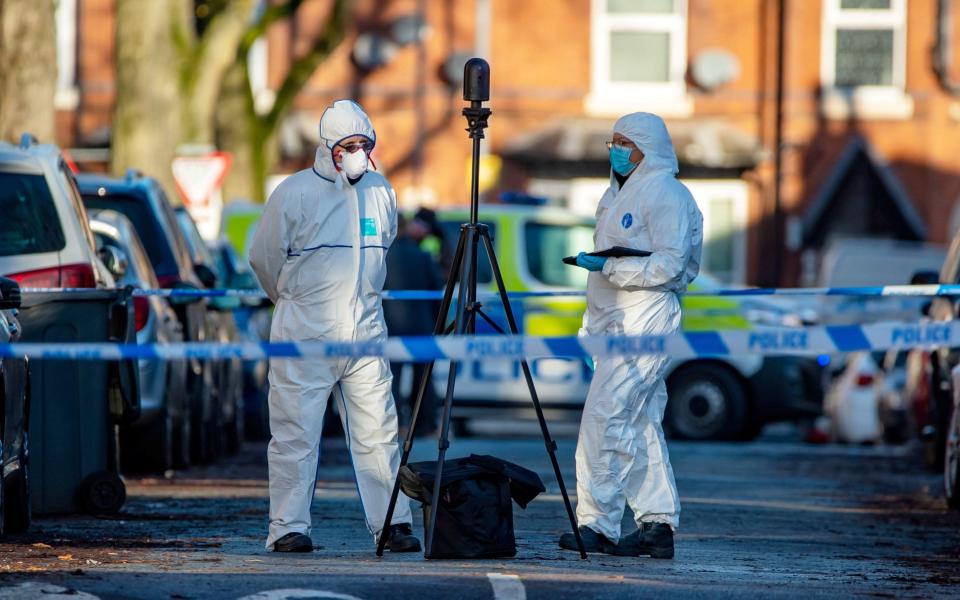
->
(820, 0, 913, 119)
(586, 0, 693, 118)
(55, 0, 79, 110)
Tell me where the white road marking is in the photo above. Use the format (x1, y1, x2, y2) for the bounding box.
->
(237, 589, 364, 600)
(487, 573, 526, 600)
(0, 582, 100, 599)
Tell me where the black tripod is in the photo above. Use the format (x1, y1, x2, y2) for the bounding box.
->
(376, 58, 586, 559)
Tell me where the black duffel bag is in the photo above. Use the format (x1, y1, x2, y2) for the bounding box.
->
(399, 454, 545, 559)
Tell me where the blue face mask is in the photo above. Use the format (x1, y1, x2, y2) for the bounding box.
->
(609, 145, 637, 176)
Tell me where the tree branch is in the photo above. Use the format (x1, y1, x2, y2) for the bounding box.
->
(239, 0, 306, 56)
(183, 0, 257, 142)
(261, 0, 349, 135)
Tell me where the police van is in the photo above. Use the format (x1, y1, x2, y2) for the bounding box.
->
(428, 205, 824, 440)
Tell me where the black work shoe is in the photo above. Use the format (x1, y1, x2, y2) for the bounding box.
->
(558, 526, 617, 553)
(612, 523, 675, 559)
(272, 532, 314, 553)
(381, 523, 421, 553)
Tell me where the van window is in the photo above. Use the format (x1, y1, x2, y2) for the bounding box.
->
(0, 173, 66, 256)
(525, 222, 594, 287)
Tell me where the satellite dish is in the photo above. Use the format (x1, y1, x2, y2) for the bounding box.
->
(691, 49, 740, 91)
(352, 33, 398, 71)
(391, 13, 430, 46)
(442, 52, 471, 86)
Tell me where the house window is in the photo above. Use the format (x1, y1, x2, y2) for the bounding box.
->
(683, 180, 749, 285)
(820, 0, 912, 119)
(55, 0, 79, 109)
(587, 0, 692, 117)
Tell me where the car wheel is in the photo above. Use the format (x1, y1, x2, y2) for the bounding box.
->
(926, 370, 952, 471)
(945, 404, 960, 509)
(225, 385, 244, 455)
(190, 365, 212, 464)
(666, 364, 748, 441)
(123, 409, 173, 474)
(3, 438, 31, 534)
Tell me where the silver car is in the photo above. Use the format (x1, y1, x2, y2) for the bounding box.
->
(89, 210, 188, 474)
(0, 135, 112, 288)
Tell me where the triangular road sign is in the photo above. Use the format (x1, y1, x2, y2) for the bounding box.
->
(172, 152, 232, 207)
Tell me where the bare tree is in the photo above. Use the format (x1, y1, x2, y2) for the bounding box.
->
(0, 0, 57, 144)
(112, 0, 255, 199)
(112, 0, 346, 204)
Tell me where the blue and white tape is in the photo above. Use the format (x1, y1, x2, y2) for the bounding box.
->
(19, 283, 960, 300)
(0, 319, 954, 361)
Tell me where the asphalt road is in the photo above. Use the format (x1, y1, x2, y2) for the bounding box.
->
(1, 431, 959, 599)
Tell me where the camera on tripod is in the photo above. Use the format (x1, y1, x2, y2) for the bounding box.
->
(376, 57, 587, 560)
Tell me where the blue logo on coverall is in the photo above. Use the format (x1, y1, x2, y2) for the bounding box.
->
(621, 213, 633, 229)
(360, 218, 377, 236)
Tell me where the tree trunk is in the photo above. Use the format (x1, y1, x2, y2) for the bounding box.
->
(0, 0, 57, 143)
(180, 0, 256, 145)
(216, 59, 259, 202)
(111, 0, 186, 198)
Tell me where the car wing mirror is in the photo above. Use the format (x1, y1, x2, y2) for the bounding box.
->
(98, 245, 129, 280)
(0, 276, 22, 310)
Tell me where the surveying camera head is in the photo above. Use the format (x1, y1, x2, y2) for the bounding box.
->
(463, 58, 490, 104)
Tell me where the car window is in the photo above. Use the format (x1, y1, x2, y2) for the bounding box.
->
(82, 193, 180, 279)
(154, 185, 195, 270)
(175, 209, 216, 266)
(524, 222, 594, 288)
(438, 220, 494, 284)
(0, 172, 66, 256)
(60, 163, 98, 252)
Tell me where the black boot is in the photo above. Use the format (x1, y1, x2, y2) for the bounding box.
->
(272, 532, 314, 553)
(558, 526, 617, 553)
(381, 523, 422, 553)
(611, 523, 674, 559)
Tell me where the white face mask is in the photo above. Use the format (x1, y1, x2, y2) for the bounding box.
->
(340, 148, 369, 179)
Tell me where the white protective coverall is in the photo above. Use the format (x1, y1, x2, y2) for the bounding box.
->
(575, 112, 703, 541)
(249, 100, 412, 549)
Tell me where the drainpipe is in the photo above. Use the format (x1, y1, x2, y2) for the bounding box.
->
(772, 0, 787, 285)
(934, 0, 960, 95)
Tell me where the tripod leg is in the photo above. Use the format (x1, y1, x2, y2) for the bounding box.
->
(424, 226, 476, 558)
(479, 230, 588, 560)
(376, 230, 467, 557)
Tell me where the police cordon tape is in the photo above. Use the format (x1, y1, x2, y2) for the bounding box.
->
(18, 283, 960, 300)
(0, 319, 954, 361)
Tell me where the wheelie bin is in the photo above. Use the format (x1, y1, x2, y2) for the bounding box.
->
(16, 288, 139, 515)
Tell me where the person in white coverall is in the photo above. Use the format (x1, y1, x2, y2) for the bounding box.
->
(559, 112, 703, 559)
(249, 100, 418, 553)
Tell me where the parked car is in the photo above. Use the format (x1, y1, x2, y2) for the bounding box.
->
(0, 135, 113, 288)
(208, 237, 271, 441)
(77, 171, 218, 465)
(428, 205, 825, 440)
(823, 352, 883, 444)
(173, 208, 244, 456)
(89, 210, 189, 473)
(0, 277, 30, 534)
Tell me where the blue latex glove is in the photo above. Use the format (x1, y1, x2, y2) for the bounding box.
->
(575, 252, 607, 272)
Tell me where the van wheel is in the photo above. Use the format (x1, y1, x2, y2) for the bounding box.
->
(666, 364, 747, 441)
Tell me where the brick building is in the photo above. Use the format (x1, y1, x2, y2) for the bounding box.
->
(53, 0, 960, 286)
